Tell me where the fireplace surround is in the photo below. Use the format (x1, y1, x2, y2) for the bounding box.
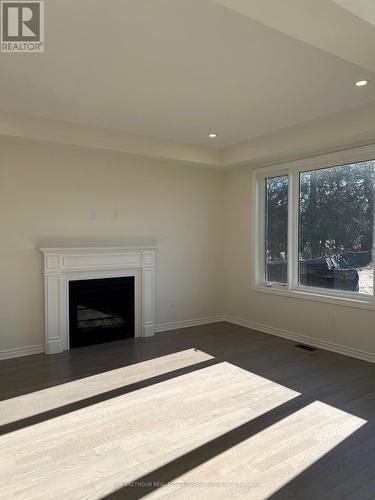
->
(39, 247, 156, 354)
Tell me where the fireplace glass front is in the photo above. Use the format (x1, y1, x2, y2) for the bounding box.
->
(69, 276, 135, 348)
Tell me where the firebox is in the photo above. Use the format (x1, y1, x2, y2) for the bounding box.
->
(69, 276, 135, 348)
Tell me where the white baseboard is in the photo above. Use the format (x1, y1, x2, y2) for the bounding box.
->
(156, 315, 224, 333)
(3, 315, 374, 365)
(224, 315, 375, 364)
(0, 344, 44, 361)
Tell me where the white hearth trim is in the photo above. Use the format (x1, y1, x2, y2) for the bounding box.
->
(39, 247, 156, 354)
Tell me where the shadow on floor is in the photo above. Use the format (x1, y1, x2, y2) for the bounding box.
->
(2, 321, 375, 498)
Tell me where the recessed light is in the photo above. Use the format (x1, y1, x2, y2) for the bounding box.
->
(355, 80, 368, 87)
(208, 133, 217, 138)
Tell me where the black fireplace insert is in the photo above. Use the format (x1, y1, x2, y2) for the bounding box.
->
(69, 276, 135, 348)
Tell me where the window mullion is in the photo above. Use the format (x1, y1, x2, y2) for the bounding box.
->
(288, 169, 299, 290)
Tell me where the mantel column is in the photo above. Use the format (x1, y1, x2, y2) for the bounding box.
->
(142, 251, 156, 337)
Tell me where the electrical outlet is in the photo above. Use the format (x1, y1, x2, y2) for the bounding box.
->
(89, 210, 97, 220)
(169, 298, 176, 308)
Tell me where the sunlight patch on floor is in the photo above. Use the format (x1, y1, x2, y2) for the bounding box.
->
(0, 361, 300, 499)
(152, 401, 366, 499)
(0, 349, 213, 426)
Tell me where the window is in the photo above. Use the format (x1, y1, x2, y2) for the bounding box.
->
(265, 176, 288, 285)
(299, 163, 374, 295)
(255, 154, 375, 304)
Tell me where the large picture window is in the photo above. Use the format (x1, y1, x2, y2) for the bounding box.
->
(299, 163, 374, 295)
(256, 154, 375, 304)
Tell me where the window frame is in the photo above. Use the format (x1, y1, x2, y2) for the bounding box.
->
(253, 144, 375, 310)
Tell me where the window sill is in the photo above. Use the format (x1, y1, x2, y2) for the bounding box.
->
(252, 285, 375, 311)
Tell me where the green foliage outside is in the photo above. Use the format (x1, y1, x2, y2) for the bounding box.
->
(266, 162, 375, 264)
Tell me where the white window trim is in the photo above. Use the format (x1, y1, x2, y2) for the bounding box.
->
(252, 143, 375, 310)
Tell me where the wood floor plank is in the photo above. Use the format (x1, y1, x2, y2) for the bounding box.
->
(0, 322, 374, 499)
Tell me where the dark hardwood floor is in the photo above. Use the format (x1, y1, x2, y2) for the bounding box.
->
(1, 322, 375, 499)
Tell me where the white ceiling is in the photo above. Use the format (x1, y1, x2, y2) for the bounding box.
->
(1, 0, 375, 148)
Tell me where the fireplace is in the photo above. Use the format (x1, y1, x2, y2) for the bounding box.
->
(69, 277, 135, 348)
(39, 246, 156, 354)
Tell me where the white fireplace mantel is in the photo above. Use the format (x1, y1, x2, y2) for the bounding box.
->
(39, 246, 156, 354)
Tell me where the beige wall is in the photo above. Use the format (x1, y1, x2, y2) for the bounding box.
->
(0, 136, 224, 351)
(223, 167, 375, 356)
(2, 134, 374, 357)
